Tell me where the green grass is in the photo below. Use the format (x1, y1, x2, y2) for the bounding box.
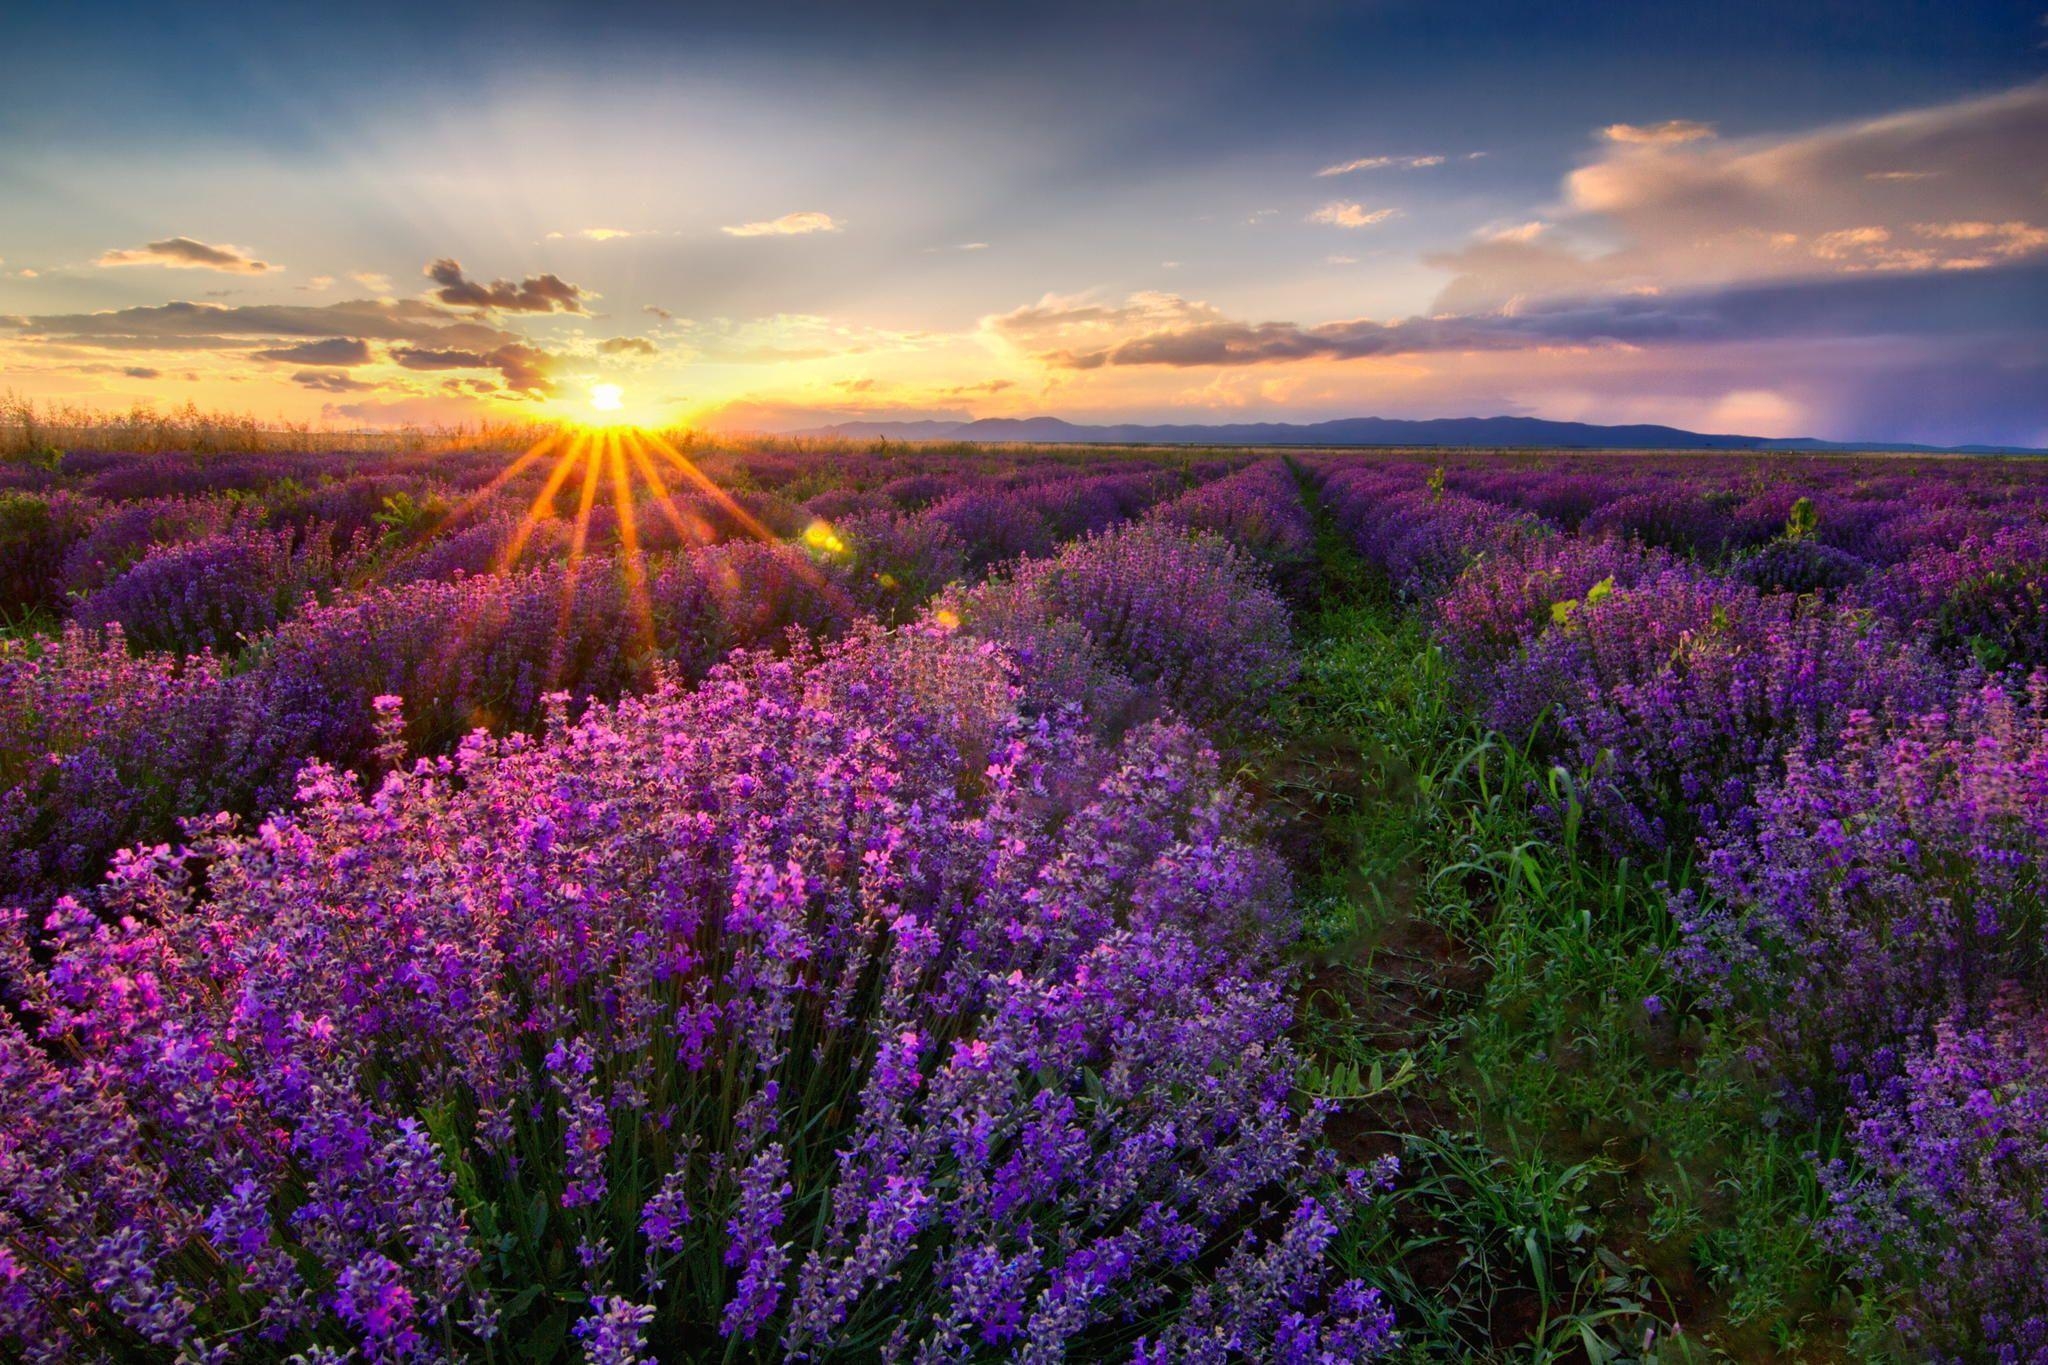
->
(1270, 492, 1858, 1361)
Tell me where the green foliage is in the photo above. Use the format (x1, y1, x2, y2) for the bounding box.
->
(1271, 486, 1856, 1360)
(1783, 497, 1818, 543)
(375, 489, 451, 543)
(5, 440, 64, 473)
(1551, 575, 1615, 626)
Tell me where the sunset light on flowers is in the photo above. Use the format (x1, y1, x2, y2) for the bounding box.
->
(4, 5, 2048, 1362)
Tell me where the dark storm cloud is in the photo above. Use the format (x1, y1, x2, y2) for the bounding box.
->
(425, 259, 587, 314)
(597, 336, 658, 356)
(251, 336, 373, 366)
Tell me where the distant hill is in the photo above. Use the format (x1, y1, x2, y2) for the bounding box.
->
(786, 414, 2042, 455)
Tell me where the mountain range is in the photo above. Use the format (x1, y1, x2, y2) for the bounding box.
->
(785, 414, 2042, 455)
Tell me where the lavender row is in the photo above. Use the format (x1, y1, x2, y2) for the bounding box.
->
(1311, 451, 2047, 1356)
(1, 457, 1215, 914)
(1, 496, 1397, 1359)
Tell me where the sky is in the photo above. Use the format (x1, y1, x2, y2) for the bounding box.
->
(1, 1, 2045, 446)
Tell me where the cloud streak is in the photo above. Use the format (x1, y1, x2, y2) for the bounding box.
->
(390, 341, 560, 394)
(5, 299, 515, 350)
(96, 237, 275, 274)
(292, 370, 375, 393)
(251, 337, 372, 366)
(1600, 119, 1715, 145)
(1307, 202, 1397, 228)
(1008, 263, 2048, 370)
(722, 211, 842, 237)
(1315, 153, 1445, 176)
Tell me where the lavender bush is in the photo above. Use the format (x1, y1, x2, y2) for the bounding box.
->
(0, 626, 245, 907)
(77, 522, 345, 655)
(56, 494, 237, 597)
(951, 522, 1297, 733)
(1675, 673, 2047, 1101)
(0, 626, 1394, 1363)
(1492, 566, 1937, 853)
(0, 490, 99, 619)
(1816, 992, 2048, 1362)
(1148, 459, 1314, 592)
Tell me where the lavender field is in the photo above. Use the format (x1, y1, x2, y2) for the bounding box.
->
(0, 431, 2040, 1362)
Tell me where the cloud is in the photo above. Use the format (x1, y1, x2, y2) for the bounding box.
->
(320, 394, 504, 427)
(545, 227, 644, 241)
(1600, 119, 1716, 145)
(251, 336, 373, 366)
(5, 298, 516, 351)
(695, 399, 972, 434)
(986, 290, 1228, 354)
(1042, 312, 1517, 370)
(351, 271, 393, 293)
(1912, 219, 2048, 260)
(1307, 201, 1397, 228)
(121, 366, 159, 379)
(14, 298, 520, 356)
(292, 370, 376, 393)
(424, 258, 587, 313)
(390, 341, 560, 394)
(1432, 83, 2048, 313)
(96, 237, 276, 274)
(1009, 263, 2048, 371)
(299, 275, 335, 293)
(597, 336, 658, 356)
(722, 211, 843, 237)
(1316, 153, 1445, 176)
(389, 347, 499, 370)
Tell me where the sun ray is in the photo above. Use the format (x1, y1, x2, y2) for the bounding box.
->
(441, 426, 571, 538)
(622, 433, 704, 550)
(636, 428, 781, 544)
(550, 431, 609, 686)
(499, 429, 588, 572)
(606, 429, 657, 658)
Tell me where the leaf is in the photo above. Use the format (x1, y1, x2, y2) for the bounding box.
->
(520, 1306, 571, 1361)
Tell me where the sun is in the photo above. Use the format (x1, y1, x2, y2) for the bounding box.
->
(589, 382, 625, 414)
